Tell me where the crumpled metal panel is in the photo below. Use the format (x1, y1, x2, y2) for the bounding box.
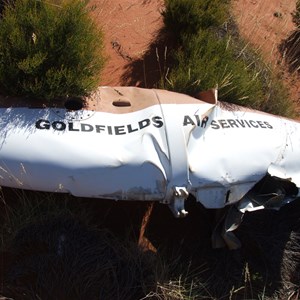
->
(188, 105, 290, 208)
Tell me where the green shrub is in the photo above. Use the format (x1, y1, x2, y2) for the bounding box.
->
(164, 32, 295, 116)
(163, 0, 229, 41)
(165, 32, 263, 107)
(0, 0, 105, 102)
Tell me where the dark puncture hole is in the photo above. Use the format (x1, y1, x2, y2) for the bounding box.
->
(112, 100, 131, 107)
(64, 97, 84, 111)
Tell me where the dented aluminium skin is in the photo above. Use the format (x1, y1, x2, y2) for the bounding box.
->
(0, 87, 300, 246)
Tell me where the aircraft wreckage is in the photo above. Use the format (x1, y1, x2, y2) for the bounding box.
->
(0, 86, 299, 248)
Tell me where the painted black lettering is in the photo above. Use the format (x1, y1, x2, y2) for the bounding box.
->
(152, 116, 164, 128)
(249, 120, 259, 128)
(127, 124, 139, 133)
(95, 125, 105, 133)
(52, 121, 66, 131)
(195, 115, 201, 126)
(139, 119, 151, 129)
(68, 122, 79, 131)
(210, 120, 220, 129)
(183, 115, 195, 126)
(218, 119, 230, 128)
(81, 124, 93, 132)
(36, 119, 50, 129)
(236, 120, 246, 128)
(227, 119, 239, 128)
(115, 126, 126, 135)
(201, 116, 209, 128)
(257, 121, 266, 128)
(244, 120, 251, 128)
(264, 121, 273, 129)
(107, 126, 113, 135)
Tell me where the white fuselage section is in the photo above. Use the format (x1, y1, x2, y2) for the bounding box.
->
(1, 88, 300, 209)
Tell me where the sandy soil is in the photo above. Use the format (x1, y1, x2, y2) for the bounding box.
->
(232, 0, 296, 64)
(89, 0, 165, 87)
(90, 0, 299, 110)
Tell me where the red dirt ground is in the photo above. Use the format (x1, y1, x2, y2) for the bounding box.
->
(89, 0, 165, 87)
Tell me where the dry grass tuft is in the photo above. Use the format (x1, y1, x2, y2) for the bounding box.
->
(2, 216, 158, 300)
(280, 29, 300, 74)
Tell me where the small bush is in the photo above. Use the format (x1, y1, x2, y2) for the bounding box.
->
(164, 32, 266, 107)
(165, 31, 295, 116)
(163, 0, 229, 41)
(0, 0, 105, 102)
